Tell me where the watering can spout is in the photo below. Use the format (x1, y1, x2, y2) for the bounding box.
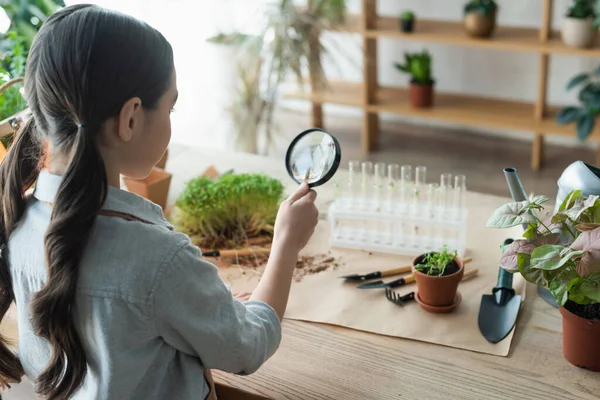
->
(503, 167, 529, 230)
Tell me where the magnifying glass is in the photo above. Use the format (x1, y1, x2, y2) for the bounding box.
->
(285, 128, 342, 188)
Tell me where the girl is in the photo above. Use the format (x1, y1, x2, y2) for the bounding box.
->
(0, 4, 318, 400)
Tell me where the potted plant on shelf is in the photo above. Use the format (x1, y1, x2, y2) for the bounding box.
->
(463, 0, 498, 38)
(487, 192, 600, 371)
(394, 50, 435, 108)
(399, 10, 415, 33)
(562, 0, 596, 49)
(556, 66, 600, 141)
(412, 246, 465, 313)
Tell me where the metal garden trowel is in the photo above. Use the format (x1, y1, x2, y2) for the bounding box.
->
(478, 239, 522, 344)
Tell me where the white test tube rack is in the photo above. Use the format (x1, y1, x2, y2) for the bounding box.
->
(328, 164, 469, 258)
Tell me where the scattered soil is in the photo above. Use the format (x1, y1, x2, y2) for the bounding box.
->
(565, 300, 600, 321)
(214, 251, 341, 283)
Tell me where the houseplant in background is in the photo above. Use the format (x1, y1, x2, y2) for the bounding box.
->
(463, 0, 498, 38)
(562, 0, 596, 49)
(207, 0, 350, 155)
(556, 66, 600, 141)
(487, 191, 600, 371)
(394, 50, 435, 108)
(398, 10, 415, 33)
(412, 246, 465, 313)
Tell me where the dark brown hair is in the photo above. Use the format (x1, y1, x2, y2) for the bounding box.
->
(0, 4, 173, 399)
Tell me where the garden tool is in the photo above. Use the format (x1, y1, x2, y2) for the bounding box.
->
(202, 248, 270, 258)
(356, 257, 475, 289)
(384, 289, 415, 307)
(340, 265, 412, 282)
(478, 239, 522, 344)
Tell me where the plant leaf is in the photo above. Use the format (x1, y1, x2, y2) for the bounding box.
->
(523, 223, 537, 239)
(567, 73, 590, 90)
(486, 201, 537, 228)
(549, 268, 578, 306)
(565, 194, 598, 221)
(518, 253, 547, 286)
(530, 245, 564, 270)
(559, 190, 582, 212)
(556, 106, 580, 125)
(570, 227, 600, 276)
(529, 194, 549, 206)
(576, 114, 595, 142)
(576, 223, 600, 232)
(580, 272, 600, 302)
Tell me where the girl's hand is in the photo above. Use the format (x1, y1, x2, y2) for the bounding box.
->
(233, 292, 252, 302)
(273, 182, 319, 255)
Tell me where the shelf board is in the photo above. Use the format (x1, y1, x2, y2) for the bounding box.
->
(286, 81, 600, 140)
(337, 14, 600, 57)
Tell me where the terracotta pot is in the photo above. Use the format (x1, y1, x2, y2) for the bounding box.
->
(123, 167, 172, 209)
(464, 11, 496, 38)
(562, 17, 595, 49)
(155, 148, 169, 169)
(559, 306, 600, 371)
(399, 19, 414, 33)
(412, 254, 464, 308)
(409, 81, 434, 108)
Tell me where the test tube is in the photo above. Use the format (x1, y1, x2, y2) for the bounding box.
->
(424, 183, 440, 251)
(453, 175, 467, 213)
(373, 163, 386, 204)
(387, 164, 399, 213)
(360, 161, 373, 209)
(399, 165, 412, 209)
(348, 161, 360, 209)
(413, 166, 427, 213)
(440, 173, 453, 211)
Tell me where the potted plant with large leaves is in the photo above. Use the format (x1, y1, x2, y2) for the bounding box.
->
(463, 0, 498, 38)
(394, 50, 435, 108)
(556, 66, 600, 141)
(487, 191, 600, 371)
(562, 0, 596, 49)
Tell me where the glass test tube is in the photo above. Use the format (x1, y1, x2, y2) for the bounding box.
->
(399, 165, 412, 209)
(453, 175, 467, 213)
(348, 161, 360, 208)
(373, 163, 386, 209)
(413, 166, 427, 214)
(360, 161, 373, 208)
(387, 164, 399, 213)
(425, 183, 440, 251)
(440, 173, 453, 211)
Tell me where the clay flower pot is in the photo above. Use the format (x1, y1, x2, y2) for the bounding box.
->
(399, 18, 414, 33)
(412, 253, 464, 310)
(409, 81, 434, 108)
(123, 167, 172, 209)
(562, 17, 595, 49)
(464, 11, 497, 38)
(559, 306, 600, 371)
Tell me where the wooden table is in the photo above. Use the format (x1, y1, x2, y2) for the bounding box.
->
(2, 144, 599, 399)
(165, 145, 599, 400)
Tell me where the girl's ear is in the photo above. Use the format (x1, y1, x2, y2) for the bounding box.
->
(117, 97, 143, 142)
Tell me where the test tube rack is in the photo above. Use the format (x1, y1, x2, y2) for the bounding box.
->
(328, 162, 469, 258)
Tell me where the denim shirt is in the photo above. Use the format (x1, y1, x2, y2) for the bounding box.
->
(9, 170, 282, 399)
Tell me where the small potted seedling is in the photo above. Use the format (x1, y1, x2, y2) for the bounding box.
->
(463, 0, 498, 38)
(394, 50, 435, 108)
(399, 10, 415, 33)
(562, 0, 596, 49)
(412, 246, 465, 313)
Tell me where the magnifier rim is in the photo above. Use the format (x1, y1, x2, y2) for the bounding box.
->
(285, 127, 342, 188)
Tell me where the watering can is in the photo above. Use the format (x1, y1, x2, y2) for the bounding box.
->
(502, 161, 600, 308)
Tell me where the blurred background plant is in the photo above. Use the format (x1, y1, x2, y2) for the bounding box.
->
(207, 0, 355, 155)
(0, 0, 64, 147)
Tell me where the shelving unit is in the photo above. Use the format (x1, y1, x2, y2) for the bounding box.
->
(288, 0, 600, 170)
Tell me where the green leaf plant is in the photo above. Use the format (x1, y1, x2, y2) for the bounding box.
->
(415, 245, 458, 276)
(170, 173, 285, 249)
(487, 190, 600, 309)
(556, 65, 600, 141)
(463, 0, 498, 18)
(394, 50, 433, 85)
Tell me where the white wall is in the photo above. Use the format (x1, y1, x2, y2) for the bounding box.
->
(283, 0, 598, 147)
(61, 0, 597, 149)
